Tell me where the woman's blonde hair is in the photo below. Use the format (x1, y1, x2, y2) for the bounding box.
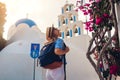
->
(46, 26, 58, 41)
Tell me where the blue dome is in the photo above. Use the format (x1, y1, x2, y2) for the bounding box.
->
(15, 18, 37, 28)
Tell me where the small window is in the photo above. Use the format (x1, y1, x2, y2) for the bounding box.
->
(66, 31, 69, 36)
(74, 27, 81, 36)
(74, 28, 78, 33)
(66, 6, 69, 12)
(66, 8, 68, 11)
(70, 17, 73, 21)
(63, 20, 65, 24)
(70, 15, 74, 23)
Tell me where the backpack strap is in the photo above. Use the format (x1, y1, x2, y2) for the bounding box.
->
(63, 43, 67, 80)
(63, 54, 66, 80)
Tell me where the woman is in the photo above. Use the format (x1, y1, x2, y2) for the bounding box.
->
(45, 26, 69, 80)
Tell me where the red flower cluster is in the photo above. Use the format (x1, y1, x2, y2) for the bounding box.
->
(96, 17, 102, 25)
(76, 0, 111, 32)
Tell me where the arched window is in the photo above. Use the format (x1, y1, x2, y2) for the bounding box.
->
(74, 28, 78, 33)
(68, 13, 73, 23)
(73, 25, 77, 33)
(73, 26, 81, 36)
(61, 16, 65, 25)
(66, 8, 69, 11)
(62, 19, 65, 25)
(66, 30, 69, 36)
(70, 17, 73, 23)
(70, 17, 73, 21)
(66, 6, 69, 12)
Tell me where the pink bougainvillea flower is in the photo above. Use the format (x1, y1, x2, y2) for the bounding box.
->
(103, 13, 110, 18)
(84, 21, 93, 31)
(112, 37, 116, 41)
(96, 17, 103, 25)
(89, 20, 93, 23)
(89, 27, 93, 32)
(84, 11, 88, 15)
(88, 9, 92, 14)
(85, 27, 89, 30)
(82, 10, 88, 15)
(85, 21, 91, 27)
(84, 3, 90, 7)
(75, 8, 78, 12)
(89, 15, 93, 20)
(110, 65, 119, 75)
(79, 6, 84, 10)
(82, 10, 86, 12)
(89, 0, 92, 1)
(96, 0, 101, 3)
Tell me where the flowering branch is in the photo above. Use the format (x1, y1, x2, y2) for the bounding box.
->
(76, 0, 119, 80)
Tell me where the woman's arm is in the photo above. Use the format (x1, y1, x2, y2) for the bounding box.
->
(55, 46, 69, 55)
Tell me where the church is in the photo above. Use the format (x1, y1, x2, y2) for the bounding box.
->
(0, 1, 99, 80)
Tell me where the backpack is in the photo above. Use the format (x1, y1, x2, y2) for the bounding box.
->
(38, 42, 63, 69)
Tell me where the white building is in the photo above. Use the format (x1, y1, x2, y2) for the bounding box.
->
(56, 2, 99, 80)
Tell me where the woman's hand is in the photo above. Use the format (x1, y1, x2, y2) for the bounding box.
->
(64, 46, 69, 53)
